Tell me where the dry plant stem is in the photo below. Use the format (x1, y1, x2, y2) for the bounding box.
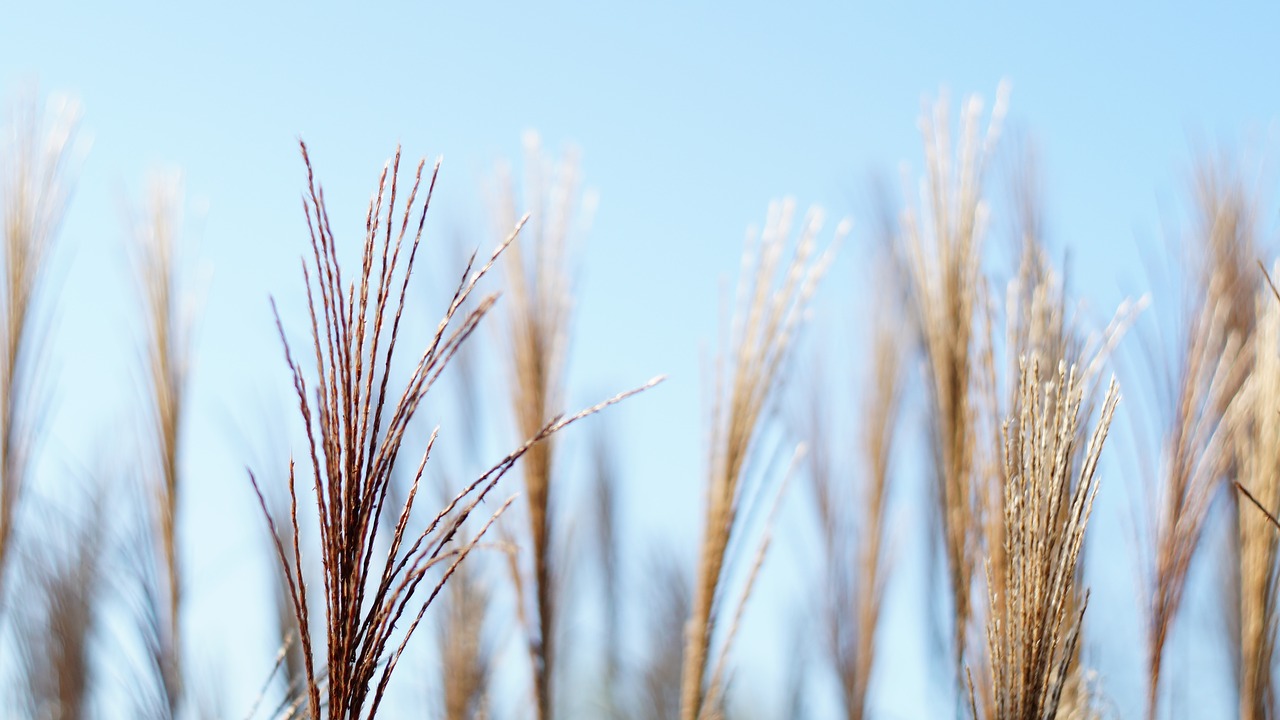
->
(255, 142, 658, 719)
(439, 556, 489, 720)
(428, 259, 494, 720)
(805, 254, 904, 720)
(1193, 163, 1267, 720)
(0, 93, 79, 595)
(494, 134, 582, 720)
(589, 427, 623, 716)
(851, 301, 903, 719)
(1145, 162, 1257, 720)
(982, 359, 1119, 720)
(998, 163, 1118, 719)
(1237, 482, 1280, 533)
(702, 446, 803, 716)
(1234, 277, 1280, 720)
(134, 174, 189, 714)
(900, 84, 1008, 697)
(643, 553, 691, 720)
(680, 199, 838, 720)
(18, 505, 102, 720)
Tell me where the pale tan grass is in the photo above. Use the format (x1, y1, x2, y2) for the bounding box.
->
(1233, 269, 1280, 720)
(1188, 159, 1271, 720)
(0, 90, 80, 596)
(16, 496, 103, 720)
(491, 132, 591, 720)
(993, 153, 1135, 720)
(679, 198, 838, 720)
(1145, 160, 1258, 720)
(433, 323, 495, 720)
(803, 249, 905, 720)
(130, 172, 190, 716)
(438, 554, 491, 720)
(900, 84, 1009, 697)
(588, 426, 625, 718)
(976, 358, 1119, 720)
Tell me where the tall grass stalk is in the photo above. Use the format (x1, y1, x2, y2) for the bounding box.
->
(977, 359, 1119, 719)
(131, 173, 191, 716)
(642, 551, 690, 720)
(1145, 162, 1256, 720)
(900, 84, 1008, 699)
(1189, 161, 1271, 720)
(254, 142, 656, 718)
(803, 251, 905, 720)
(997, 153, 1126, 719)
(0, 91, 80, 596)
(16, 497, 103, 720)
(1234, 272, 1280, 720)
(587, 425, 625, 718)
(434, 305, 495, 720)
(437, 552, 492, 720)
(492, 132, 591, 720)
(679, 199, 838, 720)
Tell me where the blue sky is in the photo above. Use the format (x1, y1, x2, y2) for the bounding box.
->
(2, 1, 1279, 717)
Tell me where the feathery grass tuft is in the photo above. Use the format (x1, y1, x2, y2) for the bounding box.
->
(899, 84, 1009, 697)
(0, 90, 81, 597)
(255, 142, 657, 718)
(1233, 266, 1280, 720)
(680, 198, 838, 720)
(131, 172, 191, 716)
(1144, 159, 1257, 719)
(492, 132, 591, 720)
(977, 359, 1119, 720)
(642, 551, 691, 720)
(803, 247, 905, 720)
(16, 497, 103, 720)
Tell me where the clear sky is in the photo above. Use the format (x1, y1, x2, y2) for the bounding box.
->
(2, 2, 1279, 718)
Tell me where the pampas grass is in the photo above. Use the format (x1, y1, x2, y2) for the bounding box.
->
(491, 133, 590, 720)
(253, 142, 656, 718)
(679, 198, 838, 720)
(0, 90, 80, 595)
(1233, 277, 1280, 720)
(899, 85, 1008, 698)
(976, 358, 1119, 720)
(1144, 160, 1257, 720)
(16, 497, 103, 720)
(802, 248, 905, 720)
(0, 77, 1271, 720)
(642, 551, 690, 720)
(130, 172, 191, 717)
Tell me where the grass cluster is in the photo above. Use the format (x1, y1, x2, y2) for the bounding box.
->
(0, 80, 1278, 720)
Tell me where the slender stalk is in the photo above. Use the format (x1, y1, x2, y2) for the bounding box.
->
(256, 142, 657, 718)
(0, 90, 80, 598)
(804, 248, 905, 720)
(680, 199, 837, 720)
(899, 84, 1009, 704)
(492, 133, 589, 720)
(1235, 270, 1280, 720)
(132, 173, 190, 716)
(1145, 159, 1256, 720)
(979, 359, 1119, 720)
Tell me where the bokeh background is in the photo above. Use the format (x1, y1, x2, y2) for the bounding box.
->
(2, 3, 1278, 718)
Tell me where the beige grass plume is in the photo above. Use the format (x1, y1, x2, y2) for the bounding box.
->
(977, 358, 1119, 720)
(0, 89, 81, 595)
(680, 198, 839, 720)
(899, 83, 1009, 695)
